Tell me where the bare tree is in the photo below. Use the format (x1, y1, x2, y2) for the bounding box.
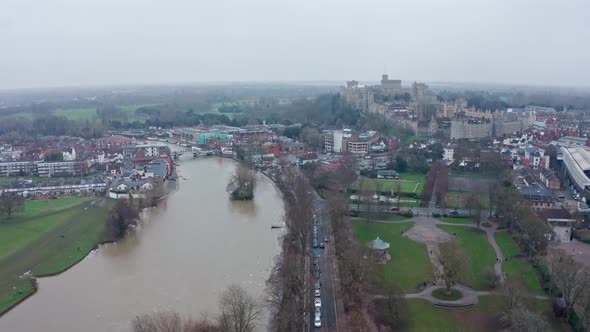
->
(500, 281, 548, 332)
(218, 284, 260, 332)
(0, 193, 24, 219)
(433, 240, 468, 294)
(545, 248, 590, 319)
(465, 192, 480, 217)
(108, 200, 140, 239)
(395, 181, 402, 211)
(227, 164, 257, 200)
(374, 181, 384, 219)
(362, 186, 374, 222)
(383, 283, 409, 328)
(131, 311, 219, 332)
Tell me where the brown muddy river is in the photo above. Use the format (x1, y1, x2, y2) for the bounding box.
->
(0, 156, 283, 331)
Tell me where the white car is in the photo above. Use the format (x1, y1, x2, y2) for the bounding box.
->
(314, 315, 322, 328)
(314, 297, 321, 308)
(314, 289, 320, 297)
(315, 307, 321, 318)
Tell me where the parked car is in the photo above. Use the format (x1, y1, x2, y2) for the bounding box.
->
(315, 280, 321, 290)
(313, 239, 318, 248)
(431, 212, 440, 217)
(314, 289, 320, 297)
(320, 242, 325, 249)
(314, 315, 322, 328)
(449, 209, 459, 215)
(314, 298, 322, 308)
(390, 207, 399, 212)
(324, 236, 329, 242)
(315, 307, 321, 318)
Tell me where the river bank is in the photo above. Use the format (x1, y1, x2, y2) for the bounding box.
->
(0, 197, 115, 316)
(0, 157, 283, 332)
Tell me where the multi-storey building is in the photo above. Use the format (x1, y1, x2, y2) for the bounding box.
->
(0, 161, 37, 176)
(450, 118, 493, 140)
(37, 161, 85, 177)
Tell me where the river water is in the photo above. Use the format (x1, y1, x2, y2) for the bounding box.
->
(0, 156, 284, 332)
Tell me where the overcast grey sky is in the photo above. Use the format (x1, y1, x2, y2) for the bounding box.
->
(1, 0, 589, 89)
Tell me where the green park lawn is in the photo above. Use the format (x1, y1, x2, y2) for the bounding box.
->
(0, 198, 115, 314)
(436, 216, 474, 225)
(353, 221, 434, 292)
(402, 297, 563, 332)
(445, 191, 492, 210)
(437, 225, 496, 290)
(494, 232, 521, 257)
(494, 232, 544, 295)
(431, 288, 463, 301)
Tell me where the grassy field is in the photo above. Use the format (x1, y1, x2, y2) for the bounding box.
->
(53, 104, 155, 123)
(445, 191, 492, 210)
(401, 297, 563, 331)
(431, 288, 463, 301)
(358, 178, 420, 193)
(494, 232, 544, 295)
(353, 221, 434, 292)
(53, 107, 97, 121)
(437, 225, 496, 290)
(494, 232, 521, 257)
(0, 198, 114, 314)
(354, 213, 408, 222)
(448, 171, 496, 179)
(356, 172, 426, 194)
(436, 216, 474, 224)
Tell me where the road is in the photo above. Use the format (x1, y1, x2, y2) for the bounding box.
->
(349, 204, 495, 218)
(308, 191, 340, 331)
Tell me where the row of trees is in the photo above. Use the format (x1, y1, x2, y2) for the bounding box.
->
(265, 166, 313, 331)
(320, 159, 376, 329)
(132, 284, 260, 332)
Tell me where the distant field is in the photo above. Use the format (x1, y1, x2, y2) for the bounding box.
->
(53, 107, 97, 122)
